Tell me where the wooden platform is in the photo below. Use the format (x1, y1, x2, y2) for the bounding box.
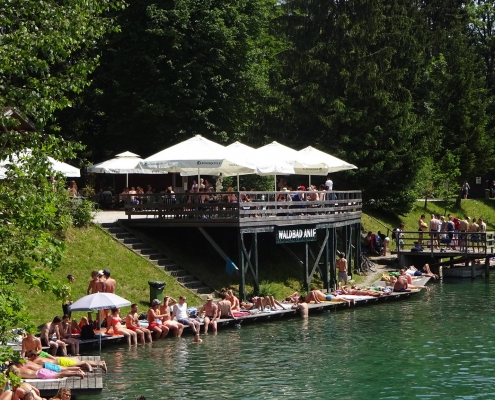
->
(26, 356, 103, 398)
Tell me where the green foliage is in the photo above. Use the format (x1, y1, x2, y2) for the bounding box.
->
(69, 199, 97, 228)
(0, 0, 123, 351)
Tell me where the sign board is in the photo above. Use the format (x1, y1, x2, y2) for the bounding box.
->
(476, 177, 481, 184)
(275, 225, 317, 244)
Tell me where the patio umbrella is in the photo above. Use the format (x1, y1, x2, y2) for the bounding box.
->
(296, 146, 357, 186)
(0, 149, 80, 178)
(70, 292, 131, 351)
(254, 142, 297, 190)
(87, 151, 166, 187)
(140, 135, 256, 185)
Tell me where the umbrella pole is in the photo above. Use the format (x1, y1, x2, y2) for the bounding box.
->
(309, 175, 311, 187)
(237, 174, 239, 190)
(198, 168, 200, 189)
(126, 173, 128, 188)
(274, 175, 276, 191)
(99, 317, 102, 353)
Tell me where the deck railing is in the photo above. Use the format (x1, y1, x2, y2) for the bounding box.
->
(390, 230, 494, 256)
(121, 190, 362, 221)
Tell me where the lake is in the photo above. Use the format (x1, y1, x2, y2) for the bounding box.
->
(79, 277, 495, 399)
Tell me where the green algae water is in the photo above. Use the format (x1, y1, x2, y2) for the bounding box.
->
(80, 277, 495, 400)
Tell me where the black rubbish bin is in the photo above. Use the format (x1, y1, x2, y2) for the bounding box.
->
(148, 281, 166, 305)
(485, 189, 491, 199)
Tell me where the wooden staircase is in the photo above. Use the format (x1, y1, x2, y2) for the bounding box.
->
(99, 222, 214, 299)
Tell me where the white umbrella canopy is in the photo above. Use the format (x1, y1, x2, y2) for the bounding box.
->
(87, 151, 167, 186)
(295, 146, 357, 175)
(87, 151, 145, 174)
(0, 149, 80, 178)
(69, 292, 131, 311)
(140, 135, 256, 177)
(253, 142, 298, 175)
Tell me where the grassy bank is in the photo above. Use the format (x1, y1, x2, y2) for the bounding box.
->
(362, 199, 495, 235)
(20, 225, 202, 326)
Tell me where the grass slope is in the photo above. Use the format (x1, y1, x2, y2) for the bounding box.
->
(361, 199, 495, 236)
(20, 225, 202, 327)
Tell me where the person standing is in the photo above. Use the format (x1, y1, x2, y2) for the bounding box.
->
(103, 269, 116, 328)
(429, 214, 439, 250)
(325, 175, 333, 191)
(462, 180, 470, 199)
(418, 214, 427, 245)
(336, 253, 348, 286)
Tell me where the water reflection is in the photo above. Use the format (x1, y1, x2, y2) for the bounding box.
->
(80, 277, 495, 399)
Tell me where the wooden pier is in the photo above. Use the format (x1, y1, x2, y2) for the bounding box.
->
(26, 356, 103, 399)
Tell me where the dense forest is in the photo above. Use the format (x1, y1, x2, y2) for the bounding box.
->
(5, 0, 495, 215)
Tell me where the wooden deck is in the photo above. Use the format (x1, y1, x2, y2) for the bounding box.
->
(121, 190, 362, 229)
(26, 356, 103, 398)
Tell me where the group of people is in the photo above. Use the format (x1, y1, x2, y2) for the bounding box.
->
(413, 213, 487, 252)
(363, 231, 391, 256)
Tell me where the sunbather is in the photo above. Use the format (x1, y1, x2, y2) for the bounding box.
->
(407, 264, 439, 279)
(8, 363, 85, 380)
(29, 354, 107, 373)
(341, 286, 383, 297)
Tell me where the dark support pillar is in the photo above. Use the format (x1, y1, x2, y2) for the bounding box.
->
(354, 222, 360, 278)
(329, 227, 336, 290)
(485, 257, 490, 277)
(239, 232, 246, 301)
(254, 232, 259, 287)
(324, 227, 330, 292)
(304, 242, 310, 292)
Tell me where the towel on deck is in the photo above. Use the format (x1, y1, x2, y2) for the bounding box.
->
(24, 377, 67, 383)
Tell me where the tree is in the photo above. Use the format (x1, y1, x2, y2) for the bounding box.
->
(268, 0, 432, 214)
(56, 0, 280, 160)
(0, 0, 122, 348)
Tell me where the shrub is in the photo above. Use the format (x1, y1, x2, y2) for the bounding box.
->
(70, 198, 96, 227)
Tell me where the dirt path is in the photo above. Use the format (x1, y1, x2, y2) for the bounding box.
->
(355, 255, 398, 287)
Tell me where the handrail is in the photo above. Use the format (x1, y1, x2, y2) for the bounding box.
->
(390, 230, 494, 256)
(363, 213, 393, 237)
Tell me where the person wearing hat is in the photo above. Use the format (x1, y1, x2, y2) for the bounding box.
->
(159, 296, 184, 337)
(198, 295, 218, 334)
(147, 299, 169, 340)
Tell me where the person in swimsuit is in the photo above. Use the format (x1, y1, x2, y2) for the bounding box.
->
(172, 296, 201, 335)
(40, 317, 67, 356)
(341, 286, 383, 297)
(49, 387, 71, 400)
(8, 363, 85, 381)
(106, 308, 138, 346)
(126, 303, 152, 343)
(29, 354, 107, 373)
(159, 297, 184, 337)
(198, 295, 218, 334)
(225, 290, 240, 311)
(393, 271, 411, 292)
(21, 333, 42, 358)
(60, 315, 80, 356)
(147, 299, 169, 340)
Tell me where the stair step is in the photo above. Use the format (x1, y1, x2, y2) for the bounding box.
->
(126, 243, 149, 250)
(183, 280, 205, 289)
(154, 260, 176, 267)
(195, 287, 215, 294)
(120, 238, 142, 244)
(176, 275, 196, 283)
(165, 269, 187, 277)
(114, 232, 133, 239)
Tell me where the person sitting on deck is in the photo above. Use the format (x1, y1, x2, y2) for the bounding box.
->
(393, 271, 411, 293)
(225, 289, 240, 311)
(147, 299, 170, 340)
(126, 303, 153, 343)
(198, 295, 218, 334)
(40, 316, 67, 356)
(406, 264, 439, 280)
(216, 293, 237, 321)
(172, 296, 201, 335)
(21, 332, 42, 358)
(60, 315, 80, 356)
(106, 308, 138, 346)
(159, 297, 184, 337)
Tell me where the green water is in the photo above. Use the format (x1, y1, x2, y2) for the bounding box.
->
(80, 277, 495, 400)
